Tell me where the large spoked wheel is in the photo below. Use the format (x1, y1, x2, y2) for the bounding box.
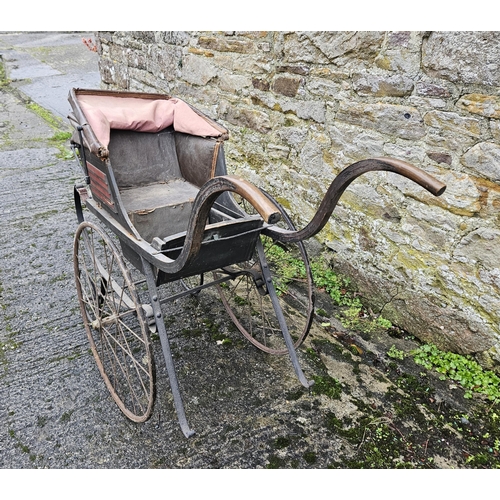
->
(73, 221, 156, 422)
(216, 195, 315, 355)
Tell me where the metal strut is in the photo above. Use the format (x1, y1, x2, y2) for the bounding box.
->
(256, 239, 314, 389)
(141, 257, 195, 438)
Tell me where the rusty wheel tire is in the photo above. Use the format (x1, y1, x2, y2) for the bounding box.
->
(216, 195, 315, 355)
(73, 221, 156, 422)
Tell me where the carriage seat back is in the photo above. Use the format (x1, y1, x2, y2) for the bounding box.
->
(108, 127, 182, 188)
(71, 90, 230, 243)
(77, 94, 225, 152)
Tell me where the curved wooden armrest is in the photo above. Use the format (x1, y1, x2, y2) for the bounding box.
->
(221, 175, 281, 224)
(147, 175, 280, 274)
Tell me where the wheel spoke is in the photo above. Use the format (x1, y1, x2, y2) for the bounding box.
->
(99, 323, 149, 414)
(216, 195, 314, 355)
(74, 221, 156, 422)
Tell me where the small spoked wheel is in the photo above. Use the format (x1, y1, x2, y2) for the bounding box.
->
(216, 195, 315, 355)
(73, 221, 156, 422)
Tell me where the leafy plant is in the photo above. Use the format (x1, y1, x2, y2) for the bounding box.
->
(387, 345, 405, 360)
(310, 258, 361, 308)
(411, 343, 500, 402)
(263, 244, 396, 333)
(265, 243, 362, 306)
(377, 316, 393, 329)
(263, 238, 306, 295)
(337, 306, 362, 329)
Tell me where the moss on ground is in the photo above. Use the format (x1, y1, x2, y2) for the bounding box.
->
(309, 328, 500, 468)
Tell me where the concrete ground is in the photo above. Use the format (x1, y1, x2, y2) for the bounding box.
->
(1, 32, 499, 472)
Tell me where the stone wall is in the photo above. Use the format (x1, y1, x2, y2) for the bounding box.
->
(94, 31, 500, 366)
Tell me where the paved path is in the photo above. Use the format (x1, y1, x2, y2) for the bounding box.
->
(0, 31, 100, 119)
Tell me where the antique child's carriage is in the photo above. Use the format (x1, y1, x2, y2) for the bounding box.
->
(68, 88, 446, 437)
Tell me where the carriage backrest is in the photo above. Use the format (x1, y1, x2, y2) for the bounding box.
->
(108, 127, 182, 189)
(74, 92, 229, 190)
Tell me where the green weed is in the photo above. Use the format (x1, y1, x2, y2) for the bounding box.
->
(264, 242, 361, 308)
(49, 131, 72, 142)
(263, 237, 307, 295)
(26, 102, 65, 129)
(49, 131, 73, 159)
(411, 343, 500, 402)
(387, 345, 405, 360)
(264, 244, 396, 333)
(310, 258, 361, 308)
(0, 58, 9, 87)
(376, 316, 393, 329)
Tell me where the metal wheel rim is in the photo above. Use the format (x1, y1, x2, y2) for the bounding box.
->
(73, 221, 156, 422)
(216, 197, 314, 355)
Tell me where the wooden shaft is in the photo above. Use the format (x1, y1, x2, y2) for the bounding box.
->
(264, 157, 447, 243)
(222, 175, 281, 224)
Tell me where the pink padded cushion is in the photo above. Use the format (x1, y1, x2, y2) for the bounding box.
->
(78, 95, 222, 147)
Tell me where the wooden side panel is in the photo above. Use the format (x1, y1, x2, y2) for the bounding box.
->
(87, 161, 115, 209)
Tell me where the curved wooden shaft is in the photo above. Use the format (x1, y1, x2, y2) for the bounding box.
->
(155, 175, 280, 274)
(222, 175, 282, 224)
(264, 157, 447, 243)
